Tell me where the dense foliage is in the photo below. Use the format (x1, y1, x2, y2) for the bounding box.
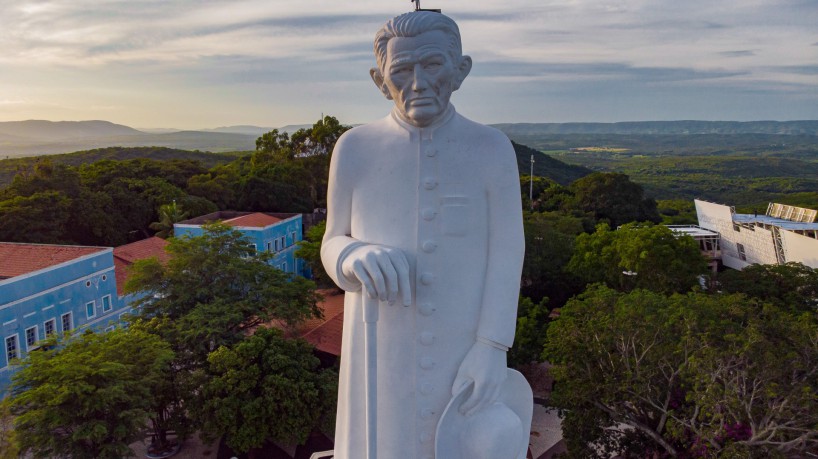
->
(568, 222, 707, 294)
(0, 116, 350, 246)
(545, 285, 818, 458)
(195, 328, 337, 453)
(124, 223, 324, 452)
(9, 329, 174, 459)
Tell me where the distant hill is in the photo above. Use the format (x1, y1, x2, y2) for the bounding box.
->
(202, 125, 274, 136)
(492, 120, 818, 136)
(0, 146, 242, 187)
(0, 120, 144, 142)
(0, 130, 258, 158)
(512, 141, 591, 185)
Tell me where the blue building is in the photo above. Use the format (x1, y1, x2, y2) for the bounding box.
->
(174, 211, 308, 277)
(0, 243, 131, 391)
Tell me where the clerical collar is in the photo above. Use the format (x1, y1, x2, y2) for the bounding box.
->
(390, 104, 456, 137)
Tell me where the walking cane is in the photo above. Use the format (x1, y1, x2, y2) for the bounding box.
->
(363, 294, 379, 459)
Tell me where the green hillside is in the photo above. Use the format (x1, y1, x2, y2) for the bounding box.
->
(512, 141, 591, 185)
(0, 146, 245, 186)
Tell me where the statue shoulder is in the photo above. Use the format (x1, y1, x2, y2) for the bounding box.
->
(332, 116, 397, 159)
(455, 114, 514, 151)
(453, 114, 515, 165)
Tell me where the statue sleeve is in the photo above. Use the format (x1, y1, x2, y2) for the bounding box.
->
(321, 135, 366, 292)
(477, 136, 525, 349)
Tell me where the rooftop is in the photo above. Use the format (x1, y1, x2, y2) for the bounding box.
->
(667, 225, 720, 238)
(222, 212, 282, 228)
(0, 243, 108, 280)
(113, 237, 170, 295)
(177, 211, 298, 228)
(299, 292, 344, 356)
(733, 213, 818, 231)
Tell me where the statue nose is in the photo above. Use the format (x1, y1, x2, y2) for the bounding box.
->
(412, 66, 430, 91)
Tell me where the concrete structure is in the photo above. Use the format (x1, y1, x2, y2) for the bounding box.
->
(695, 199, 818, 270)
(175, 211, 307, 277)
(667, 225, 721, 272)
(0, 243, 128, 391)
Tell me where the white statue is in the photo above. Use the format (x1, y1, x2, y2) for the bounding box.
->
(321, 11, 532, 459)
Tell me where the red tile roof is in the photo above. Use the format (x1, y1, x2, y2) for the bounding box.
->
(113, 237, 170, 295)
(222, 212, 282, 228)
(0, 243, 107, 279)
(300, 291, 344, 356)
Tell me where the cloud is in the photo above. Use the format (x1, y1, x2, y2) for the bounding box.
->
(719, 50, 756, 57)
(2, 0, 817, 126)
(769, 65, 818, 75)
(473, 61, 747, 83)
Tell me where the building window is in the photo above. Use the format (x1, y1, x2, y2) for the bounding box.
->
(266, 241, 273, 252)
(291, 231, 297, 243)
(105, 325, 116, 333)
(86, 301, 96, 319)
(61, 312, 73, 332)
(280, 236, 286, 248)
(25, 326, 39, 350)
(102, 295, 113, 313)
(44, 319, 57, 337)
(102, 274, 107, 281)
(737, 243, 747, 261)
(86, 280, 92, 287)
(5, 335, 19, 366)
(733, 223, 741, 232)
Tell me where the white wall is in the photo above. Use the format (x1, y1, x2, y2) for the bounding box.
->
(781, 231, 818, 268)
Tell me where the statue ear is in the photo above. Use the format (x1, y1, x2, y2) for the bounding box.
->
(370, 67, 393, 100)
(452, 55, 472, 91)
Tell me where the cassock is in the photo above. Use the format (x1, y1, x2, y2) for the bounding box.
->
(321, 105, 525, 459)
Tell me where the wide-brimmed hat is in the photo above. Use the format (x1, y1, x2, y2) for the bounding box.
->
(435, 369, 533, 459)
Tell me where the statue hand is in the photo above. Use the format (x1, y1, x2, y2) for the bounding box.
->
(341, 244, 412, 305)
(452, 340, 507, 416)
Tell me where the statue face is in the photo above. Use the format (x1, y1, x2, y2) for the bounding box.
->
(378, 30, 470, 127)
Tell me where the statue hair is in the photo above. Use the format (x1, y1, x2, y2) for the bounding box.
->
(374, 11, 462, 72)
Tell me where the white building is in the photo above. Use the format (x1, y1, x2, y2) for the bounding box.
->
(694, 200, 818, 270)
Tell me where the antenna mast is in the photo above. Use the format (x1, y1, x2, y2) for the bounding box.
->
(411, 0, 441, 13)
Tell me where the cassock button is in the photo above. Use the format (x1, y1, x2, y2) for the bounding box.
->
(421, 240, 437, 253)
(420, 272, 435, 285)
(421, 208, 436, 221)
(420, 332, 435, 346)
(419, 432, 432, 444)
(423, 177, 438, 190)
(419, 303, 435, 316)
(419, 357, 435, 369)
(420, 382, 433, 394)
(425, 147, 438, 157)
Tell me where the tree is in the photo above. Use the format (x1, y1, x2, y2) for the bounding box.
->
(543, 285, 818, 458)
(194, 327, 337, 456)
(0, 398, 18, 459)
(569, 172, 660, 227)
(125, 223, 322, 448)
(9, 329, 174, 459)
(150, 201, 189, 238)
(520, 211, 584, 304)
(568, 222, 706, 294)
(508, 296, 551, 367)
(126, 222, 320, 366)
(716, 262, 818, 314)
(294, 220, 332, 288)
(0, 191, 72, 243)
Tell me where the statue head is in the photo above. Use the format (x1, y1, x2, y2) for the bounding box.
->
(371, 11, 473, 127)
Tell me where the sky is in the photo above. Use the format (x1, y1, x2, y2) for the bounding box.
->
(0, 0, 816, 129)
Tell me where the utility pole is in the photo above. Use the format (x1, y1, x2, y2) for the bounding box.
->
(529, 154, 535, 210)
